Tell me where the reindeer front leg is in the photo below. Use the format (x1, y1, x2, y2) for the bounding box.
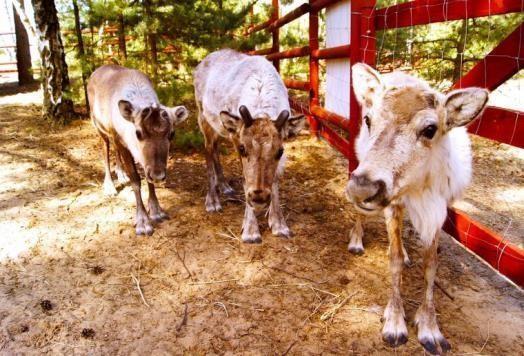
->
(241, 205, 261, 243)
(382, 204, 408, 347)
(348, 215, 365, 254)
(201, 120, 222, 212)
(118, 145, 153, 236)
(415, 231, 451, 354)
(268, 178, 291, 238)
(147, 182, 169, 222)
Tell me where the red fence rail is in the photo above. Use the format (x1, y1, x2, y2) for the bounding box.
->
(246, 0, 524, 288)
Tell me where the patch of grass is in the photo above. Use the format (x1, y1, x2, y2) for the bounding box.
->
(172, 129, 204, 152)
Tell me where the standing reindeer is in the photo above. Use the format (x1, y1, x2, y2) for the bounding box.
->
(88, 65, 188, 236)
(193, 49, 305, 243)
(346, 63, 488, 354)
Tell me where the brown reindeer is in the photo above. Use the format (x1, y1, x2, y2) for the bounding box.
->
(347, 63, 488, 354)
(88, 65, 188, 236)
(193, 49, 305, 243)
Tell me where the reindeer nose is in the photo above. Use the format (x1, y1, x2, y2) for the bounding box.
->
(248, 189, 271, 206)
(347, 172, 386, 205)
(147, 169, 166, 182)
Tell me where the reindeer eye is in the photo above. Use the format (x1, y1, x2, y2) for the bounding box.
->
(276, 147, 284, 160)
(136, 130, 144, 140)
(238, 144, 247, 157)
(421, 124, 437, 139)
(364, 115, 371, 128)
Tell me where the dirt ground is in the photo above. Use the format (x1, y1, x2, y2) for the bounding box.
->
(0, 88, 523, 355)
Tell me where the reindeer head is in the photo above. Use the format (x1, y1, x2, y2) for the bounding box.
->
(220, 105, 305, 210)
(118, 100, 188, 183)
(346, 63, 488, 214)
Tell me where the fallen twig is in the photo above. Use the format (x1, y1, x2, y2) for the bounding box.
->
(214, 302, 229, 317)
(176, 303, 188, 332)
(320, 292, 357, 322)
(261, 261, 325, 284)
(131, 273, 150, 308)
(189, 278, 238, 285)
(282, 340, 298, 356)
(174, 245, 193, 279)
(435, 280, 455, 301)
(479, 321, 490, 354)
(226, 302, 265, 312)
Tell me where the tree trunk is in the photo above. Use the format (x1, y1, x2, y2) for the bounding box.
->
(143, 0, 158, 83)
(31, 0, 74, 123)
(13, 4, 34, 85)
(72, 0, 89, 112)
(452, 19, 468, 83)
(118, 12, 127, 61)
(11, 0, 37, 38)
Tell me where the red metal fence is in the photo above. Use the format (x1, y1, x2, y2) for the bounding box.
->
(246, 0, 524, 287)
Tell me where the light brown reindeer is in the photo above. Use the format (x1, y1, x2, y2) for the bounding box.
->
(193, 49, 305, 243)
(346, 63, 488, 354)
(88, 65, 188, 236)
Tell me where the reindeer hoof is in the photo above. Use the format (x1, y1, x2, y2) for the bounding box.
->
(348, 246, 364, 255)
(103, 180, 118, 196)
(382, 302, 408, 348)
(136, 224, 154, 236)
(271, 225, 292, 238)
(221, 185, 236, 196)
(242, 233, 262, 244)
(150, 211, 169, 223)
(383, 332, 408, 347)
(419, 337, 451, 355)
(205, 194, 222, 212)
(136, 217, 154, 236)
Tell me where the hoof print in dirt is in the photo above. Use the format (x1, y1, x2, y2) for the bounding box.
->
(40, 299, 53, 311)
(81, 328, 96, 339)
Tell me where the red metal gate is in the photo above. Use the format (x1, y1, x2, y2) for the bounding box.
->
(246, 0, 524, 287)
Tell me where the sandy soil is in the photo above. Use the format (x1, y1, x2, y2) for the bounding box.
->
(0, 88, 523, 354)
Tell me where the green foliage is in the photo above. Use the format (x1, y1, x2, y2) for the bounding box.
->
(57, 0, 268, 107)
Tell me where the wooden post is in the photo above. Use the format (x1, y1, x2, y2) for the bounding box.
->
(308, 1, 320, 136)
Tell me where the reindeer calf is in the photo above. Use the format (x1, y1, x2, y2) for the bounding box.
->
(88, 65, 188, 235)
(346, 63, 488, 354)
(193, 49, 305, 243)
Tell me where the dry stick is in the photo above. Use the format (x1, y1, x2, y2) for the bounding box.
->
(131, 273, 150, 308)
(435, 280, 455, 301)
(479, 321, 491, 354)
(261, 261, 325, 284)
(189, 279, 238, 285)
(282, 340, 298, 356)
(174, 245, 193, 279)
(176, 303, 188, 332)
(320, 292, 358, 322)
(214, 302, 229, 317)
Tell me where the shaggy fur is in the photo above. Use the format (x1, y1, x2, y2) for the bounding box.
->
(88, 64, 188, 236)
(193, 49, 305, 243)
(346, 63, 488, 354)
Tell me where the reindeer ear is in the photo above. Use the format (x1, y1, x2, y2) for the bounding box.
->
(118, 100, 134, 122)
(444, 88, 489, 129)
(281, 114, 306, 139)
(219, 111, 242, 133)
(167, 106, 189, 126)
(352, 63, 384, 108)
